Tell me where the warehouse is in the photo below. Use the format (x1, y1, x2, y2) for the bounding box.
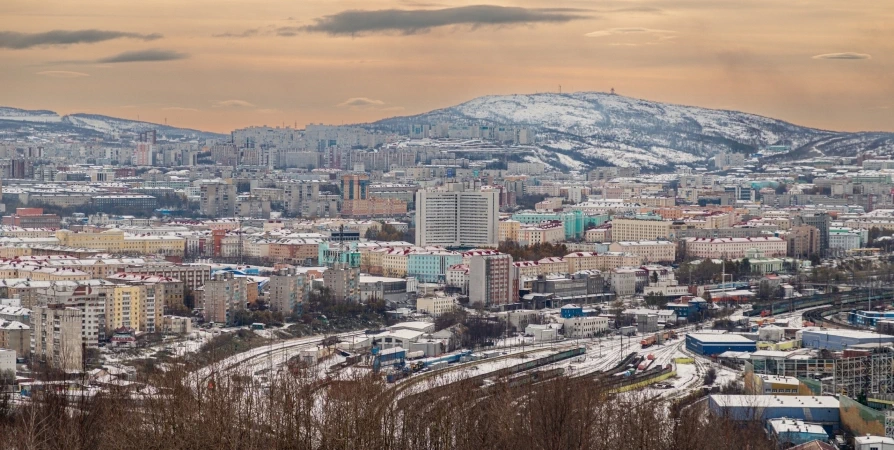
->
(799, 329, 894, 351)
(686, 333, 757, 356)
(708, 395, 840, 429)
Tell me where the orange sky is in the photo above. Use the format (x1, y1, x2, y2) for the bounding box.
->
(1, 0, 892, 133)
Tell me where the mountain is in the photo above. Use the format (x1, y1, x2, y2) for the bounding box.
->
(0, 107, 225, 141)
(375, 92, 894, 171)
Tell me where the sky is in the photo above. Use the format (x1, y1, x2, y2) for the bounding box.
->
(1, 0, 893, 133)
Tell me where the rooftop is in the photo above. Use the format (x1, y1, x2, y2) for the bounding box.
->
(710, 395, 839, 409)
(688, 333, 755, 344)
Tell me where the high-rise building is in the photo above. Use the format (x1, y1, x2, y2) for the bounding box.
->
(792, 212, 831, 255)
(268, 268, 311, 314)
(341, 173, 369, 200)
(469, 252, 515, 307)
(200, 182, 237, 217)
(323, 263, 361, 302)
(787, 225, 821, 259)
(415, 185, 499, 248)
(31, 305, 83, 372)
(202, 272, 248, 325)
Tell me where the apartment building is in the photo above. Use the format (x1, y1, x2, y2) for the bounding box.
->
(416, 296, 455, 317)
(469, 252, 515, 307)
(267, 269, 311, 314)
(610, 217, 672, 242)
(415, 186, 499, 248)
(684, 237, 787, 259)
(31, 305, 83, 372)
(200, 182, 237, 217)
(201, 272, 249, 325)
(608, 241, 676, 263)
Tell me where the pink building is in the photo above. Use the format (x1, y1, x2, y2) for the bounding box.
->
(684, 237, 787, 259)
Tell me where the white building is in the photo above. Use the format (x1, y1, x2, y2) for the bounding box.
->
(446, 264, 469, 293)
(525, 324, 558, 342)
(854, 436, 894, 450)
(0, 348, 14, 377)
(829, 227, 865, 252)
(610, 268, 638, 296)
(608, 241, 676, 263)
(563, 316, 608, 338)
(415, 186, 499, 248)
(416, 296, 455, 317)
(684, 237, 787, 259)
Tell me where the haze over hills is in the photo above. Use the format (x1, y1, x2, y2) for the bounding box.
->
(4, 93, 894, 169)
(376, 92, 894, 170)
(0, 107, 226, 141)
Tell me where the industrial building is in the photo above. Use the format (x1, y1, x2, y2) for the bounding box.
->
(799, 329, 894, 351)
(765, 418, 828, 448)
(686, 333, 757, 356)
(708, 395, 840, 428)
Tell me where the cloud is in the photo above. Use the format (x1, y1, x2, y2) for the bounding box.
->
(96, 49, 188, 63)
(338, 97, 385, 108)
(213, 28, 261, 38)
(585, 27, 674, 38)
(36, 70, 89, 78)
(212, 100, 256, 108)
(162, 106, 198, 112)
(337, 97, 403, 111)
(812, 52, 871, 60)
(0, 29, 161, 49)
(602, 7, 664, 14)
(296, 5, 590, 36)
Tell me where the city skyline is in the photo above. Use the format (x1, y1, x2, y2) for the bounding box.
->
(2, 0, 893, 133)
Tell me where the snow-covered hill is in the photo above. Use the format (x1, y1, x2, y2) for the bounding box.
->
(0, 107, 224, 141)
(376, 92, 894, 170)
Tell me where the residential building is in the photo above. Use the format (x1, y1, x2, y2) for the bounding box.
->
(0, 319, 29, 357)
(610, 268, 638, 296)
(416, 185, 499, 248)
(202, 272, 248, 324)
(31, 305, 83, 372)
(268, 268, 311, 314)
(1, 207, 61, 229)
(519, 220, 565, 245)
(792, 212, 831, 255)
(684, 237, 787, 259)
(323, 263, 361, 302)
(787, 225, 821, 259)
(407, 249, 463, 283)
(200, 182, 237, 217)
(125, 263, 211, 291)
(416, 296, 455, 317)
(610, 217, 672, 242)
(608, 241, 676, 262)
(469, 252, 515, 307)
(0, 348, 14, 376)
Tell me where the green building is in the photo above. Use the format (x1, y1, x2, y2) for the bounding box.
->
(511, 210, 609, 240)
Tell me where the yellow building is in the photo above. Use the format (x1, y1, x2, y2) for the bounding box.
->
(123, 235, 185, 256)
(382, 249, 410, 278)
(498, 219, 521, 243)
(565, 252, 602, 272)
(55, 229, 184, 256)
(56, 229, 125, 251)
(610, 218, 672, 242)
(109, 285, 146, 333)
(747, 374, 803, 395)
